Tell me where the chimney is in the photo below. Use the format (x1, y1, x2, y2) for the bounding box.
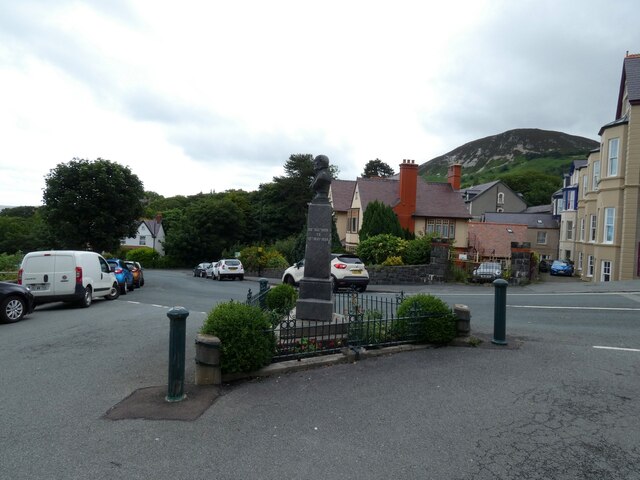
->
(394, 159, 418, 233)
(155, 213, 163, 224)
(447, 164, 461, 191)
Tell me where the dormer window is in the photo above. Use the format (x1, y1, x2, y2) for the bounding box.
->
(497, 192, 504, 205)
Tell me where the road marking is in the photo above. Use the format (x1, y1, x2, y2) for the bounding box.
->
(508, 305, 640, 311)
(438, 291, 640, 297)
(593, 346, 640, 352)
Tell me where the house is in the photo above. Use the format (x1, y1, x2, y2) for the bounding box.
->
(342, 160, 471, 251)
(558, 159, 588, 261)
(467, 221, 528, 261)
(328, 179, 356, 246)
(483, 212, 560, 261)
(459, 179, 527, 218)
(573, 53, 640, 281)
(121, 214, 166, 256)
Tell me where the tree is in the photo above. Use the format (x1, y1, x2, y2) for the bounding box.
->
(362, 159, 395, 178)
(358, 200, 404, 240)
(499, 170, 561, 206)
(42, 158, 145, 253)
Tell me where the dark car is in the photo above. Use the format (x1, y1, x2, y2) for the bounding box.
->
(539, 259, 550, 272)
(107, 259, 135, 294)
(193, 262, 212, 278)
(471, 262, 503, 282)
(0, 281, 35, 324)
(550, 260, 574, 276)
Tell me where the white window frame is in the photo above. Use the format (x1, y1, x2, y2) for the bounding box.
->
(497, 192, 504, 205)
(587, 255, 594, 277)
(589, 215, 597, 242)
(139, 235, 147, 246)
(580, 217, 585, 241)
(603, 207, 615, 244)
(582, 174, 588, 198)
(536, 231, 547, 245)
(566, 220, 573, 241)
(607, 138, 619, 177)
(592, 160, 600, 190)
(578, 252, 583, 271)
(601, 260, 612, 282)
(566, 190, 575, 211)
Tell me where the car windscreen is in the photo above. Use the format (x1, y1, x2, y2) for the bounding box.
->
(335, 255, 363, 264)
(225, 260, 241, 266)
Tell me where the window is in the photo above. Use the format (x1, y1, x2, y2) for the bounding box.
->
(347, 209, 359, 233)
(603, 207, 615, 244)
(578, 252, 583, 271)
(582, 175, 588, 198)
(587, 255, 594, 277)
(566, 190, 575, 211)
(139, 235, 146, 246)
(426, 219, 455, 239)
(589, 215, 597, 242)
(601, 260, 612, 281)
(566, 220, 573, 241)
(497, 192, 504, 205)
(536, 231, 547, 245)
(607, 138, 619, 176)
(592, 160, 600, 190)
(580, 217, 585, 241)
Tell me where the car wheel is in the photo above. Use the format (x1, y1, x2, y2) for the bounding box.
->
(127, 279, 135, 291)
(217, 274, 222, 281)
(284, 275, 295, 287)
(140, 278, 144, 287)
(331, 276, 338, 293)
(78, 286, 92, 308)
(357, 285, 367, 293)
(239, 275, 244, 281)
(1, 295, 26, 323)
(106, 282, 120, 300)
(120, 284, 127, 295)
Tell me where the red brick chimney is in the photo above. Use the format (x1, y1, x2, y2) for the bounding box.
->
(447, 164, 461, 191)
(394, 159, 418, 233)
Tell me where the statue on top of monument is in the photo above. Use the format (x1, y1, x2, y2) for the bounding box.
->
(311, 154, 332, 203)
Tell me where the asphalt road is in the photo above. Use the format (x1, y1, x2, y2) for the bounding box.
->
(2, 271, 640, 479)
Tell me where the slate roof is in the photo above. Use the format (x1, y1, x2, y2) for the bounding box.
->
(459, 180, 500, 200)
(355, 177, 471, 219)
(141, 218, 163, 237)
(617, 54, 640, 118)
(468, 222, 528, 258)
(483, 212, 559, 229)
(329, 180, 356, 212)
(523, 204, 552, 214)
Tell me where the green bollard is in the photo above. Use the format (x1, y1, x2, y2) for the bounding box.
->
(259, 278, 269, 309)
(492, 279, 508, 345)
(166, 306, 189, 402)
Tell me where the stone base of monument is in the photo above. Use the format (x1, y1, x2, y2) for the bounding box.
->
(296, 277, 333, 322)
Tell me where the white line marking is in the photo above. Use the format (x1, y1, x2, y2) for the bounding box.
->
(127, 301, 141, 304)
(593, 346, 640, 352)
(508, 305, 640, 311)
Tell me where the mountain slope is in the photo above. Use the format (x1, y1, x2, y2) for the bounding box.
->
(419, 128, 599, 180)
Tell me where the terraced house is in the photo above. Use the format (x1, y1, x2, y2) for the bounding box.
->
(574, 53, 640, 281)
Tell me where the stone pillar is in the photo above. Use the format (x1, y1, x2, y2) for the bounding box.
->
(194, 334, 221, 385)
(454, 304, 471, 337)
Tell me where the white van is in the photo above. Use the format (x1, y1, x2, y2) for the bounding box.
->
(18, 251, 120, 308)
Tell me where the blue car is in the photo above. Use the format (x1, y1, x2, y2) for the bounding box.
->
(107, 259, 135, 294)
(550, 260, 574, 276)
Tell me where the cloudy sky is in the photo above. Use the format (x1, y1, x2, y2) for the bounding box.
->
(1, 0, 639, 207)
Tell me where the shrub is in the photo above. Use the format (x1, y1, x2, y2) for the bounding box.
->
(265, 284, 298, 314)
(201, 301, 276, 374)
(126, 247, 160, 267)
(382, 256, 404, 266)
(402, 236, 432, 265)
(395, 294, 456, 344)
(356, 233, 407, 265)
(239, 246, 289, 271)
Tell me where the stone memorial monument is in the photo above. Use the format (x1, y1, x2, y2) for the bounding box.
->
(295, 154, 334, 322)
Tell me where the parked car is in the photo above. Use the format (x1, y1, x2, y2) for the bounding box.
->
(125, 261, 145, 287)
(19, 250, 120, 307)
(0, 282, 35, 323)
(213, 259, 244, 280)
(281, 253, 370, 292)
(471, 262, 503, 282)
(193, 262, 212, 278)
(539, 259, 550, 273)
(107, 259, 135, 294)
(550, 259, 574, 276)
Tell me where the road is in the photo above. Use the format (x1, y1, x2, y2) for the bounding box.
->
(1, 271, 640, 479)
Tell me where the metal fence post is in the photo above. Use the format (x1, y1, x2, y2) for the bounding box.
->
(259, 278, 269, 309)
(166, 306, 189, 402)
(492, 279, 508, 345)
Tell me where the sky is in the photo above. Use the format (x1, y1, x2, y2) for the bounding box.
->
(1, 0, 639, 207)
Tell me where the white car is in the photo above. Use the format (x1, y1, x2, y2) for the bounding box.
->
(282, 253, 369, 292)
(212, 259, 244, 281)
